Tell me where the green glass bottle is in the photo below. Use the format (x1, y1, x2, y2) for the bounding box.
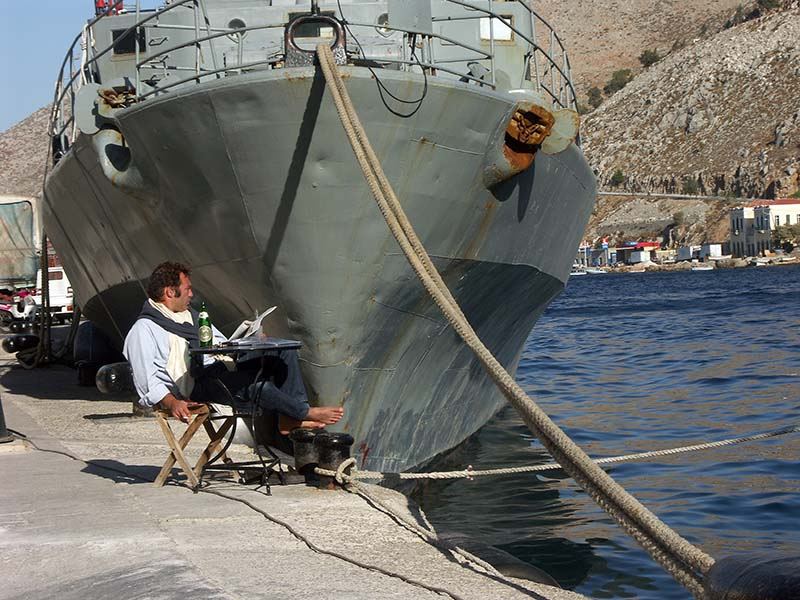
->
(198, 302, 213, 348)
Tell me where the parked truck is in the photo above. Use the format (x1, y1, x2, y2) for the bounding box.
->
(32, 266, 75, 323)
(0, 195, 39, 287)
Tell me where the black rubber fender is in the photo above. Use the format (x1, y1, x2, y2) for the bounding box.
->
(2, 334, 39, 354)
(704, 555, 800, 600)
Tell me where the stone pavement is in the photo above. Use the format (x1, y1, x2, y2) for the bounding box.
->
(0, 351, 587, 600)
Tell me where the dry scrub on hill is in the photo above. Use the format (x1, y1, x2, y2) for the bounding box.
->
(582, 7, 800, 199)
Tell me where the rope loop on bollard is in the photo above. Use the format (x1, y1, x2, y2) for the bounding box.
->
(334, 457, 357, 485)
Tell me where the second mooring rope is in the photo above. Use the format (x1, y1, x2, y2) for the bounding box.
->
(317, 423, 800, 482)
(317, 43, 713, 598)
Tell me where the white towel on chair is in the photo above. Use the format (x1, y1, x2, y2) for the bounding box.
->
(148, 299, 194, 399)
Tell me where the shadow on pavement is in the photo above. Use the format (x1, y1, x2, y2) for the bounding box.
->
(0, 362, 132, 402)
(82, 412, 142, 421)
(83, 458, 162, 485)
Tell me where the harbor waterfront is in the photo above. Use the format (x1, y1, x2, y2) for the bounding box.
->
(0, 347, 585, 600)
(1, 252, 797, 599)
(415, 264, 800, 598)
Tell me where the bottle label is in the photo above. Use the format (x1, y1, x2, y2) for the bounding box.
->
(198, 325, 212, 344)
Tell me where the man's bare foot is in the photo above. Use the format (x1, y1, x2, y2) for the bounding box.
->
(278, 414, 327, 435)
(307, 406, 344, 425)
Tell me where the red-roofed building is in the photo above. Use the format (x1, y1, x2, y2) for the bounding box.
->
(745, 198, 800, 207)
(616, 241, 660, 264)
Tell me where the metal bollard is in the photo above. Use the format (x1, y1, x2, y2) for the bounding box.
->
(289, 428, 320, 480)
(314, 432, 354, 490)
(0, 393, 14, 443)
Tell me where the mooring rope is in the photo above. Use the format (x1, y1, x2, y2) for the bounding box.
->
(317, 423, 800, 482)
(316, 43, 714, 598)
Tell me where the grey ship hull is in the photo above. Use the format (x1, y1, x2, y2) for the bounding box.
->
(44, 67, 595, 472)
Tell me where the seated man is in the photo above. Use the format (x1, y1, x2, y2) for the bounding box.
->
(123, 261, 343, 434)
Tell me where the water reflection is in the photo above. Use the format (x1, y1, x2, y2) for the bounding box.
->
(414, 265, 800, 599)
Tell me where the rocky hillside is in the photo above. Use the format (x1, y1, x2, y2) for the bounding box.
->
(583, 196, 733, 249)
(538, 0, 747, 97)
(0, 107, 50, 198)
(582, 5, 800, 199)
(579, 4, 800, 247)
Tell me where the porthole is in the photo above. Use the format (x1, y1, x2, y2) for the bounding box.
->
(376, 12, 391, 37)
(227, 18, 247, 42)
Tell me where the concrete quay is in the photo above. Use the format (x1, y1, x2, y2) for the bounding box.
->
(0, 349, 586, 600)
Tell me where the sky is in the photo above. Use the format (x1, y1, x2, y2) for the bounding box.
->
(0, 0, 160, 132)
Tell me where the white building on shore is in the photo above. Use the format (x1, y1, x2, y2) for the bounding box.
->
(730, 199, 800, 257)
(729, 205, 754, 257)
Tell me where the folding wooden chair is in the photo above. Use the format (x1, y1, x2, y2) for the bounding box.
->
(153, 404, 237, 488)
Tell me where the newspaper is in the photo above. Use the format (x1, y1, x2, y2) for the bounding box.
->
(226, 306, 277, 342)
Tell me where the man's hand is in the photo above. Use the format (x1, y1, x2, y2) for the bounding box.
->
(159, 394, 205, 423)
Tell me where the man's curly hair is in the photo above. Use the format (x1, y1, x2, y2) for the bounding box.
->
(146, 261, 191, 301)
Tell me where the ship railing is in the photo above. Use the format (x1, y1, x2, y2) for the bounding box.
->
(126, 1, 576, 106)
(48, 0, 197, 158)
(439, 0, 577, 109)
(49, 0, 577, 155)
(131, 20, 497, 100)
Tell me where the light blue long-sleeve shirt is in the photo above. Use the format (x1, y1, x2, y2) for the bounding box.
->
(122, 318, 226, 408)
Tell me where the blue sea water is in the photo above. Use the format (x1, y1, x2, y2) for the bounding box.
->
(413, 264, 800, 599)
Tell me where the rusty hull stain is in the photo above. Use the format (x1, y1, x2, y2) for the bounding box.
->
(359, 442, 371, 468)
(507, 105, 554, 146)
(501, 143, 535, 172)
(501, 105, 555, 173)
(463, 200, 498, 260)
